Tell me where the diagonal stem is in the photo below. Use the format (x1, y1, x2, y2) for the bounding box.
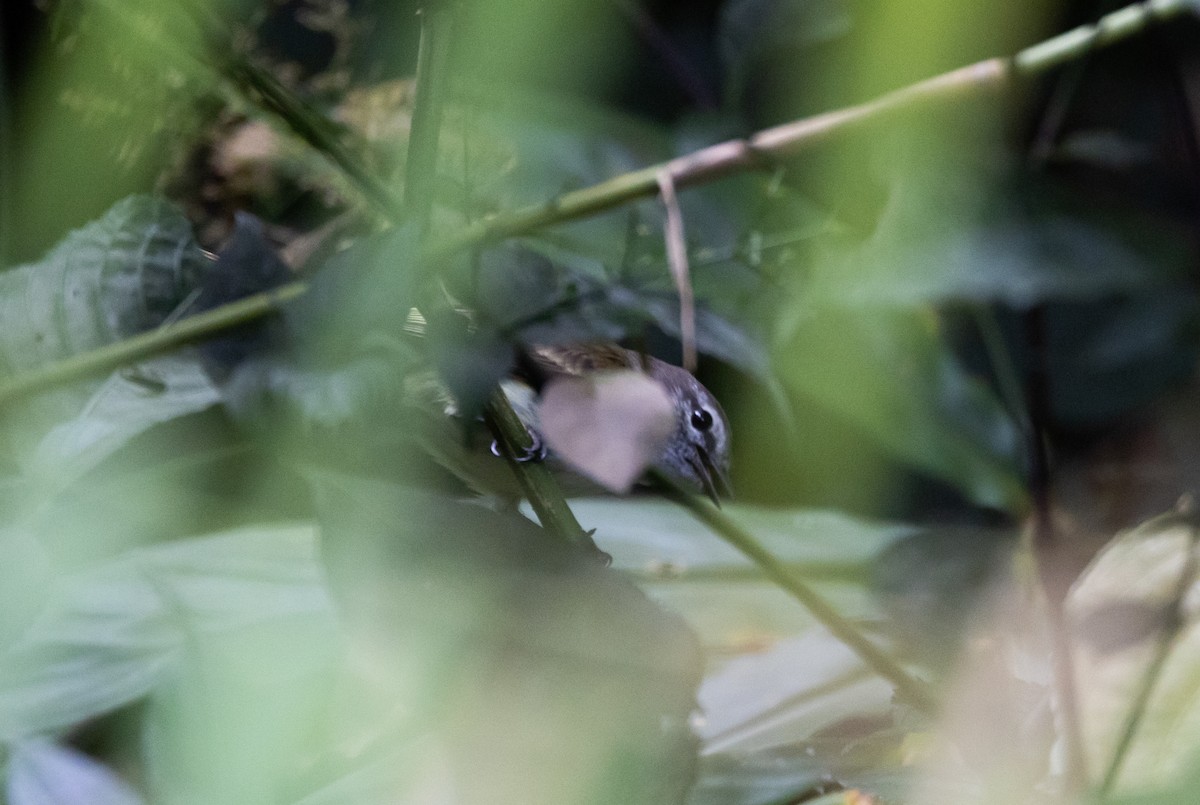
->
(0, 0, 1192, 409)
(651, 469, 939, 714)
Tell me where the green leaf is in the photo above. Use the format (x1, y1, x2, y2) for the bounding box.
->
(568, 498, 913, 654)
(810, 162, 1186, 309)
(1039, 294, 1199, 429)
(0, 195, 210, 372)
(777, 305, 1026, 511)
(23, 355, 220, 489)
(0, 525, 333, 739)
(1068, 516, 1200, 795)
(425, 310, 514, 422)
(572, 497, 925, 805)
(0, 196, 213, 461)
(310, 471, 703, 805)
(718, 0, 853, 104)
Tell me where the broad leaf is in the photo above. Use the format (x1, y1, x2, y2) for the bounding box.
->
(776, 304, 1026, 511)
(809, 160, 1187, 309)
(24, 355, 220, 489)
(0, 196, 213, 461)
(0, 525, 333, 740)
(310, 472, 703, 805)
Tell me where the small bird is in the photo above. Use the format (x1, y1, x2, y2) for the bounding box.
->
(514, 344, 733, 505)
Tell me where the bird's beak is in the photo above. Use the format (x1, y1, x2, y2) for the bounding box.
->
(691, 444, 733, 508)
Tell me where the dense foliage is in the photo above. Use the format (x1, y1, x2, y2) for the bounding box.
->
(3, 1, 1200, 803)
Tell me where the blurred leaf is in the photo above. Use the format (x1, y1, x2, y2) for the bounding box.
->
(289, 741, 455, 805)
(7, 740, 143, 805)
(580, 498, 914, 573)
(0, 196, 210, 360)
(310, 472, 703, 805)
(425, 310, 514, 423)
(0, 525, 55, 647)
(567, 498, 913, 660)
(0, 524, 333, 739)
(139, 567, 339, 803)
(719, 0, 853, 103)
(281, 224, 424, 362)
(639, 292, 772, 382)
(688, 749, 834, 805)
(540, 371, 676, 493)
(214, 224, 425, 438)
(192, 211, 294, 373)
(1107, 756, 1200, 805)
(871, 525, 1016, 670)
(698, 632, 894, 754)
(690, 742, 915, 805)
(481, 93, 670, 206)
(811, 162, 1188, 309)
(471, 243, 566, 326)
(777, 305, 1026, 511)
(1051, 129, 1155, 171)
(1039, 294, 1200, 429)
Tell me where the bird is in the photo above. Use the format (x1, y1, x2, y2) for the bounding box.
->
(509, 343, 733, 506)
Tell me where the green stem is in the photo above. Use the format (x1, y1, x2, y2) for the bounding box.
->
(0, 0, 1190, 408)
(405, 5, 455, 235)
(428, 0, 1194, 258)
(650, 469, 938, 714)
(400, 5, 591, 549)
(225, 58, 404, 220)
(0, 282, 306, 407)
(484, 390, 599, 553)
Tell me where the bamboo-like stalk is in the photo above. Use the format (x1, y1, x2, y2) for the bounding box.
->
(428, 0, 1194, 257)
(401, 5, 594, 549)
(0, 0, 1188, 408)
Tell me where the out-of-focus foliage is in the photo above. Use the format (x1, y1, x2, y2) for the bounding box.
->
(4, 0, 1200, 803)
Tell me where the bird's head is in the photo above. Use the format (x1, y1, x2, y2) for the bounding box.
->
(646, 360, 733, 506)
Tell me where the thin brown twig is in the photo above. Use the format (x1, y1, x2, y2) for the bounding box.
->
(0, 0, 1192, 408)
(1023, 306, 1089, 792)
(656, 169, 697, 373)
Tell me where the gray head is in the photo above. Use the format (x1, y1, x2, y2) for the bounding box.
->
(645, 358, 733, 505)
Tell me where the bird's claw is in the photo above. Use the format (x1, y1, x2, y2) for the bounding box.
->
(490, 430, 548, 463)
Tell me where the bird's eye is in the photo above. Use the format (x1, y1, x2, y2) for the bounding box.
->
(691, 408, 714, 431)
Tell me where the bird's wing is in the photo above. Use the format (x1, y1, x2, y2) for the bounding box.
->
(526, 344, 640, 379)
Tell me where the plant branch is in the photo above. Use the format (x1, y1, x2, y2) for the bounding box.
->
(429, 0, 1195, 257)
(656, 169, 697, 372)
(0, 0, 1191, 408)
(483, 391, 603, 555)
(405, 5, 455, 235)
(650, 469, 938, 714)
(0, 282, 307, 408)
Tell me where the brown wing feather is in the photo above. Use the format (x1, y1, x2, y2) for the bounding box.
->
(528, 344, 640, 378)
